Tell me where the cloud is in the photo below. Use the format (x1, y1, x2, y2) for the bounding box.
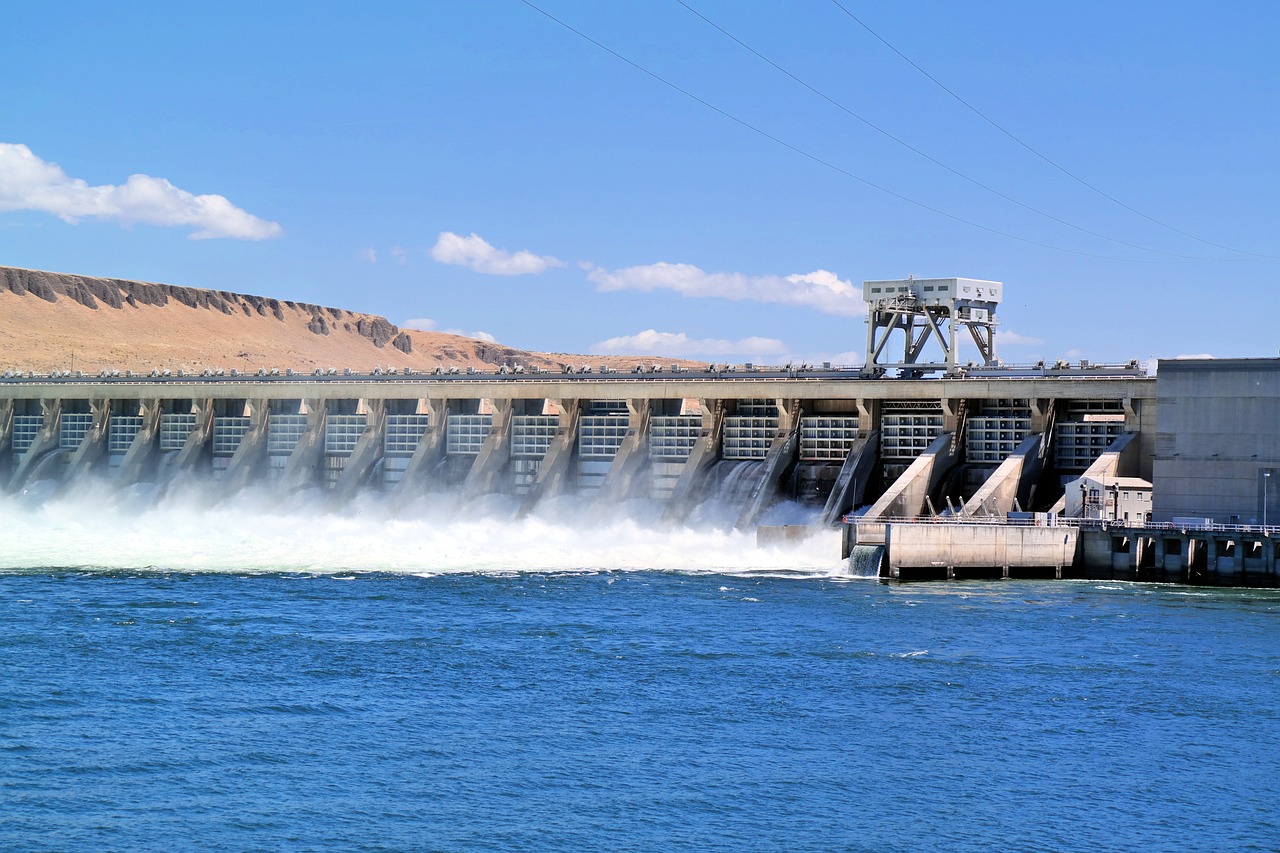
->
(584, 262, 863, 317)
(590, 329, 790, 360)
(0, 143, 282, 240)
(996, 329, 1044, 347)
(402, 317, 496, 342)
(430, 231, 563, 276)
(358, 247, 377, 264)
(390, 245, 408, 266)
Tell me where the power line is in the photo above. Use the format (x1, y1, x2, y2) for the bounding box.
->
(517, 0, 1189, 264)
(674, 0, 1222, 262)
(828, 0, 1278, 260)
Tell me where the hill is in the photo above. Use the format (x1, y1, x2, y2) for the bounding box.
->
(0, 266, 689, 374)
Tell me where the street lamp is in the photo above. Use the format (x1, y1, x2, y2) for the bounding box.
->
(1265, 471, 1271, 529)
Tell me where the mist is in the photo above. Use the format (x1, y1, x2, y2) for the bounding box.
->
(0, 477, 852, 577)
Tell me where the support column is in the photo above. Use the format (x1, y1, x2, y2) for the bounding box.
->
(0, 399, 13, 486)
(279, 398, 328, 493)
(517, 398, 582, 515)
(961, 434, 1043, 519)
(332, 399, 387, 501)
(463, 399, 514, 498)
(599, 398, 653, 502)
(662, 398, 725, 521)
(396, 399, 448, 495)
(8, 398, 61, 493)
(735, 400, 802, 530)
(223, 399, 270, 493)
(64, 398, 112, 482)
(820, 430, 880, 527)
(861, 431, 961, 522)
(116, 399, 163, 485)
(171, 399, 215, 475)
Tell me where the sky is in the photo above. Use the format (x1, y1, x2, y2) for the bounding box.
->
(3, 1, 1278, 367)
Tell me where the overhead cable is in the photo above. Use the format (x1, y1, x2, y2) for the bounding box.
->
(518, 0, 1191, 264)
(675, 0, 1223, 262)
(828, 0, 1277, 260)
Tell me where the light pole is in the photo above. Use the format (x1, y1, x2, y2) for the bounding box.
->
(1265, 471, 1271, 529)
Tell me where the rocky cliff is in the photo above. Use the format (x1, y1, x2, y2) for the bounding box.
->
(0, 266, 414, 354)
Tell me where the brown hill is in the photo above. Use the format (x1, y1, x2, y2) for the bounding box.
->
(0, 266, 694, 375)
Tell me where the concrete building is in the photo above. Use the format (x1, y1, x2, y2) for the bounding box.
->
(1152, 358, 1280, 526)
(1063, 474, 1152, 522)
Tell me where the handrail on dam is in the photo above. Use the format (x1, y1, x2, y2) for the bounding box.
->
(843, 515, 1279, 535)
(0, 360, 1150, 386)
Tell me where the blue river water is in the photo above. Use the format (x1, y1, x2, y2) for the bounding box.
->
(3, 568, 1278, 852)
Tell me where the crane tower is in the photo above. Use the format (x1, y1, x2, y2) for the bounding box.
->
(861, 276, 1001, 377)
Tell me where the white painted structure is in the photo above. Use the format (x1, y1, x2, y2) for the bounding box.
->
(1064, 474, 1152, 523)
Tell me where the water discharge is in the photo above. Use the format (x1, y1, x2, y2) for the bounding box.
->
(0, 475, 845, 577)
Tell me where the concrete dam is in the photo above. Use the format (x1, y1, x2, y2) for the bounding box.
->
(0, 365, 1155, 535)
(6, 271, 1276, 586)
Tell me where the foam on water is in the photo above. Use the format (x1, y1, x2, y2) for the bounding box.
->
(0, 477, 845, 577)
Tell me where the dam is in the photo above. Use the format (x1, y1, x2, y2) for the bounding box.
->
(0, 364, 1155, 529)
(3, 272, 1276, 586)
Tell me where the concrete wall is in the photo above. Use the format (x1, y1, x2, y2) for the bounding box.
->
(887, 523, 1077, 572)
(1152, 358, 1280, 525)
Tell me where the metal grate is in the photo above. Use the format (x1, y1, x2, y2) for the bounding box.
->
(385, 414, 430, 456)
(159, 413, 197, 452)
(579, 415, 629, 459)
(212, 417, 251, 456)
(325, 415, 368, 457)
(11, 415, 42, 454)
(446, 414, 492, 455)
(799, 416, 859, 461)
(723, 416, 778, 460)
(649, 415, 701, 460)
(60, 413, 94, 450)
(108, 416, 144, 454)
(512, 415, 559, 458)
(268, 414, 309, 456)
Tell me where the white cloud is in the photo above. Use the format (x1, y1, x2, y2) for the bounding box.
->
(584, 262, 864, 317)
(996, 329, 1044, 347)
(430, 231, 563, 276)
(358, 247, 377, 264)
(390, 245, 408, 266)
(402, 317, 496, 342)
(0, 143, 282, 240)
(590, 329, 789, 360)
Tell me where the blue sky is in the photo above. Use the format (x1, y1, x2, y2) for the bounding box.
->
(3, 1, 1277, 366)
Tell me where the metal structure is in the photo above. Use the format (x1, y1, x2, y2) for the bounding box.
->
(862, 277, 1002, 377)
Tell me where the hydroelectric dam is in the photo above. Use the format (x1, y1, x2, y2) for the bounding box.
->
(0, 362, 1154, 532)
(4, 274, 1276, 586)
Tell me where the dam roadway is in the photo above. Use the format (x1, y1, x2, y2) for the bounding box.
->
(0, 366, 1155, 538)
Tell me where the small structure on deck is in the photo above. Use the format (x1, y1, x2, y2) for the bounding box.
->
(1063, 475, 1153, 523)
(862, 277, 1001, 377)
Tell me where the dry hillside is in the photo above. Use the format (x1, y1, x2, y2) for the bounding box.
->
(0, 266, 697, 374)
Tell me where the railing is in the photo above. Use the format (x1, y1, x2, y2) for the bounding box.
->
(0, 360, 1152, 386)
(842, 515, 1279, 535)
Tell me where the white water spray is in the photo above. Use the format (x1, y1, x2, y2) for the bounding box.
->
(0, 477, 846, 577)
